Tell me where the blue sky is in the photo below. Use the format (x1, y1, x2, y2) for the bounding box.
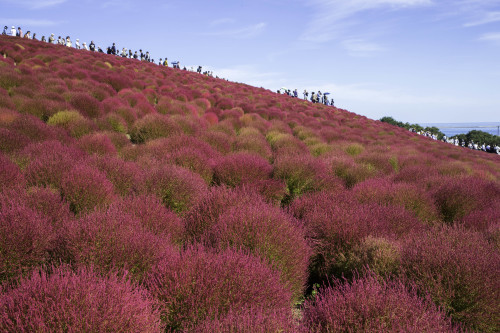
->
(1, 0, 499, 123)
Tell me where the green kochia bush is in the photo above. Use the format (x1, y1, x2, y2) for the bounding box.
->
(145, 164, 208, 214)
(129, 113, 182, 143)
(0, 266, 163, 332)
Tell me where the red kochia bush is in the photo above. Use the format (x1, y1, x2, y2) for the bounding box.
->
(352, 178, 439, 223)
(202, 202, 311, 302)
(432, 176, 500, 223)
(145, 164, 208, 214)
(289, 192, 423, 280)
(109, 195, 184, 244)
(77, 132, 118, 156)
(145, 246, 292, 331)
(21, 140, 85, 188)
(68, 206, 177, 282)
(0, 197, 55, 283)
(88, 155, 145, 196)
(184, 186, 266, 242)
(0, 266, 163, 332)
(190, 308, 299, 333)
(0, 152, 25, 189)
(302, 273, 458, 333)
(60, 164, 115, 214)
(401, 225, 500, 332)
(69, 92, 102, 118)
(213, 151, 273, 187)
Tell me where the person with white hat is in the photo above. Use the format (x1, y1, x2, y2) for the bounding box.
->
(75, 38, 80, 49)
(82, 42, 88, 50)
(10, 26, 16, 36)
(49, 33, 55, 43)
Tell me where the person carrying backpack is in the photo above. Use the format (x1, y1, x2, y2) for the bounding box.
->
(16, 27, 22, 37)
(2, 26, 7, 35)
(163, 58, 168, 66)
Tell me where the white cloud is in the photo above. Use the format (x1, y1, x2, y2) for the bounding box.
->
(210, 18, 236, 27)
(464, 11, 500, 26)
(0, 17, 60, 26)
(341, 38, 385, 57)
(0, 0, 66, 9)
(203, 22, 267, 39)
(301, 0, 433, 43)
(478, 32, 500, 43)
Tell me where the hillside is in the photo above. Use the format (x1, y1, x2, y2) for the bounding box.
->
(1, 35, 499, 332)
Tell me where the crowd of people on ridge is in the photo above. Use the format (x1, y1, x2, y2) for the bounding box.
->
(409, 128, 500, 155)
(2, 25, 220, 78)
(277, 88, 335, 107)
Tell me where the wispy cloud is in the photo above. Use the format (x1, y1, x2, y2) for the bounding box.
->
(0, 17, 61, 26)
(478, 32, 500, 43)
(0, 0, 67, 9)
(341, 38, 385, 57)
(100, 0, 133, 10)
(464, 11, 500, 27)
(203, 22, 267, 39)
(301, 0, 433, 43)
(210, 18, 236, 27)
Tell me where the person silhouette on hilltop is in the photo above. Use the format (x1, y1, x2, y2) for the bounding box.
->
(2, 26, 7, 35)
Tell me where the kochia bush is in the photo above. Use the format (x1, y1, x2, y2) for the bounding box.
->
(0, 197, 55, 283)
(212, 151, 273, 187)
(202, 201, 311, 301)
(145, 246, 292, 331)
(401, 225, 500, 331)
(67, 206, 177, 282)
(60, 163, 115, 215)
(145, 164, 208, 214)
(302, 273, 458, 333)
(0, 266, 163, 332)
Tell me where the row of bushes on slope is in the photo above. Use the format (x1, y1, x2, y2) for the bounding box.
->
(0, 36, 499, 331)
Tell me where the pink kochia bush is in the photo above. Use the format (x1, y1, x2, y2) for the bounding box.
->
(109, 195, 184, 244)
(0, 152, 25, 189)
(352, 178, 439, 223)
(60, 163, 115, 214)
(213, 151, 273, 187)
(0, 266, 163, 332)
(0, 196, 55, 282)
(401, 225, 500, 332)
(145, 246, 292, 331)
(67, 206, 177, 282)
(21, 140, 85, 188)
(190, 308, 299, 333)
(184, 186, 266, 242)
(301, 273, 458, 333)
(431, 176, 500, 223)
(289, 192, 423, 281)
(202, 201, 311, 301)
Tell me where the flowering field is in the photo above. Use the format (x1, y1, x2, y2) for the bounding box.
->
(0, 36, 499, 332)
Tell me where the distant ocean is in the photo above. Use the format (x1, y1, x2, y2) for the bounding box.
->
(420, 122, 500, 137)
